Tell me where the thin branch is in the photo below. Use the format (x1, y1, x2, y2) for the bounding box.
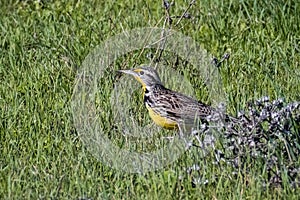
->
(175, 0, 196, 26)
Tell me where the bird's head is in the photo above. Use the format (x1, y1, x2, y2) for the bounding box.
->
(118, 66, 163, 87)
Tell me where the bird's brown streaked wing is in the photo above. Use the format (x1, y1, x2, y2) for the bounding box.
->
(151, 88, 214, 123)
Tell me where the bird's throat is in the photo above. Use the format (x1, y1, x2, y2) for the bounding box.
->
(142, 86, 147, 100)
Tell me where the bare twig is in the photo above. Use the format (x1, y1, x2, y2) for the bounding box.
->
(163, 0, 173, 26)
(212, 53, 230, 68)
(175, 0, 196, 26)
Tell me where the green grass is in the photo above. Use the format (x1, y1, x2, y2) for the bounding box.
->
(1, 0, 300, 199)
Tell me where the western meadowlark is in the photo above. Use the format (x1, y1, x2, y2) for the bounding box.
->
(118, 66, 231, 134)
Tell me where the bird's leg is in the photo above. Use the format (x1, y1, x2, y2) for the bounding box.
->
(178, 124, 195, 149)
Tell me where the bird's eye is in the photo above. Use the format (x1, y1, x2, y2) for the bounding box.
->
(139, 71, 144, 75)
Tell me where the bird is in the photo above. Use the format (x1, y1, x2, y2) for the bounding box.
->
(118, 66, 233, 134)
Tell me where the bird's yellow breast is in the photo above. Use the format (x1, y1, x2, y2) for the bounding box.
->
(141, 86, 178, 130)
(146, 105, 178, 130)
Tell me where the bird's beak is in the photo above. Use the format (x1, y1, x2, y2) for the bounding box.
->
(118, 69, 145, 87)
(118, 69, 137, 77)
